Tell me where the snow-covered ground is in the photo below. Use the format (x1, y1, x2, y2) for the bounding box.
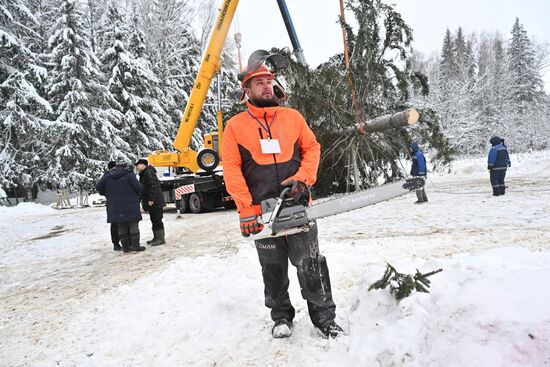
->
(1, 152, 550, 367)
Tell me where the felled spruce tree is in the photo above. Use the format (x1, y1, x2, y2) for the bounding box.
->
(369, 263, 442, 301)
(277, 0, 452, 197)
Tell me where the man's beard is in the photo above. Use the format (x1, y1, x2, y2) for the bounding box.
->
(249, 96, 279, 108)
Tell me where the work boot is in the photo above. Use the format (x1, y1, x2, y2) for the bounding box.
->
(113, 243, 122, 251)
(146, 233, 157, 245)
(149, 229, 166, 246)
(129, 232, 146, 252)
(131, 244, 146, 252)
(317, 321, 343, 339)
(272, 319, 293, 338)
(120, 238, 131, 253)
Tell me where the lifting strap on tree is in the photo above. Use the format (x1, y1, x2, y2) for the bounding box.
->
(339, 0, 363, 127)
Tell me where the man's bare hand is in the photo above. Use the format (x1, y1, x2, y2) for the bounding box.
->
(148, 200, 154, 206)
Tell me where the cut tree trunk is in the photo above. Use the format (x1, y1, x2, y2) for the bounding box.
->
(337, 107, 420, 135)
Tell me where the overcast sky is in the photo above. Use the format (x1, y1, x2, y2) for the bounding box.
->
(233, 0, 550, 92)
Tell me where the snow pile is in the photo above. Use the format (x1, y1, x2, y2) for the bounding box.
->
(347, 247, 550, 366)
(0, 201, 55, 216)
(36, 247, 550, 367)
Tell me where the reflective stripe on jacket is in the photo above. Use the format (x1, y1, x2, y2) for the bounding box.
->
(221, 102, 321, 211)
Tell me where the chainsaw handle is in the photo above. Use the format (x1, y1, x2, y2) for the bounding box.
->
(279, 187, 291, 200)
(267, 187, 292, 235)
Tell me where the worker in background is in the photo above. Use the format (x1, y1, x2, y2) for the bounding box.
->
(134, 159, 166, 246)
(96, 159, 145, 253)
(409, 142, 428, 203)
(221, 51, 342, 339)
(487, 136, 511, 196)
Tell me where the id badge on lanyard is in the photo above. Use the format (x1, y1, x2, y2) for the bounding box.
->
(260, 139, 281, 154)
(247, 110, 281, 154)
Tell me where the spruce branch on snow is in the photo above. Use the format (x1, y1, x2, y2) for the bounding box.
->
(369, 263, 443, 301)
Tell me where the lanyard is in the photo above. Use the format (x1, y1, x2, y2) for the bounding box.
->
(247, 110, 277, 138)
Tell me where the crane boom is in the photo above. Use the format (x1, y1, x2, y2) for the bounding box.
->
(174, 0, 238, 151)
(148, 0, 239, 172)
(276, 0, 307, 66)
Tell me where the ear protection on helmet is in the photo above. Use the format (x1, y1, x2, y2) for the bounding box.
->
(238, 50, 289, 101)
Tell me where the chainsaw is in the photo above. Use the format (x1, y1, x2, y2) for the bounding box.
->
(251, 177, 425, 240)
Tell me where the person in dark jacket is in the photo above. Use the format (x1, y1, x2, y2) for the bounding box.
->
(409, 142, 428, 203)
(135, 159, 166, 246)
(101, 161, 121, 251)
(487, 136, 511, 196)
(96, 160, 145, 253)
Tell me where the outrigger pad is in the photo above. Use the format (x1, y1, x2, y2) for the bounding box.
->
(402, 177, 425, 191)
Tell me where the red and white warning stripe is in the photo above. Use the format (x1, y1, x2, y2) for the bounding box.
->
(175, 184, 195, 200)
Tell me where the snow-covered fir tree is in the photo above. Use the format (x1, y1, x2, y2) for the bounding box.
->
(507, 17, 545, 109)
(438, 29, 454, 90)
(491, 36, 512, 114)
(101, 4, 172, 160)
(24, 0, 55, 56)
(84, 0, 110, 54)
(0, 0, 52, 192)
(45, 0, 126, 191)
(435, 27, 485, 153)
(138, 0, 203, 149)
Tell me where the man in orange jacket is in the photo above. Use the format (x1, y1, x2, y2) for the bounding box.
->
(221, 54, 342, 339)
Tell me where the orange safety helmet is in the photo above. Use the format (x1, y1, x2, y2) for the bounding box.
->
(239, 64, 274, 88)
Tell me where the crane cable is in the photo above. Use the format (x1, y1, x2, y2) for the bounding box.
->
(232, 7, 243, 72)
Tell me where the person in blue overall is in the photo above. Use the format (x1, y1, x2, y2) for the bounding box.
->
(487, 136, 511, 196)
(409, 142, 428, 203)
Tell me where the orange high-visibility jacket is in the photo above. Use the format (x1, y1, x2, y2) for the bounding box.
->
(221, 102, 321, 211)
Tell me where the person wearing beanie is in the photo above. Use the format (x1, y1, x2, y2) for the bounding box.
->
(96, 159, 146, 253)
(134, 159, 166, 246)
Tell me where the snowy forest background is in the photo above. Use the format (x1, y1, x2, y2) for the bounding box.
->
(1, 0, 548, 199)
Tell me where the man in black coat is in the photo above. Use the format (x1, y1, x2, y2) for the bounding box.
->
(101, 161, 121, 251)
(96, 160, 146, 253)
(135, 159, 166, 246)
